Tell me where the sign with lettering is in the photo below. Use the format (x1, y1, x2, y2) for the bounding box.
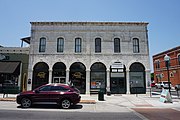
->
(0, 54, 5, 60)
(159, 89, 172, 103)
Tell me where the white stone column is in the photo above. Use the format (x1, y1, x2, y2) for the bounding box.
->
(146, 69, 151, 88)
(86, 70, 90, 95)
(126, 70, 130, 94)
(18, 62, 22, 87)
(66, 69, 69, 83)
(106, 69, 110, 92)
(48, 69, 52, 83)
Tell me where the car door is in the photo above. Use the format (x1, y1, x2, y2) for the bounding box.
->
(32, 85, 50, 102)
(49, 86, 69, 102)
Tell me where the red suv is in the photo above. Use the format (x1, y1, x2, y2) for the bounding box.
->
(16, 83, 81, 109)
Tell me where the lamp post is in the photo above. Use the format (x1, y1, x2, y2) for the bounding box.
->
(164, 54, 171, 94)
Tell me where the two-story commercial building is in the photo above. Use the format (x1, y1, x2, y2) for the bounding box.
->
(27, 22, 151, 94)
(153, 46, 180, 86)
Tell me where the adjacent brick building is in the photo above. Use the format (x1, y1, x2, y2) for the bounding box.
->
(153, 46, 180, 86)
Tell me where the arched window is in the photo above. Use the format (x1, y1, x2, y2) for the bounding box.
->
(57, 37, 64, 52)
(39, 37, 46, 52)
(90, 62, 106, 93)
(133, 38, 139, 53)
(33, 62, 49, 89)
(129, 62, 146, 94)
(70, 62, 86, 94)
(114, 38, 121, 53)
(95, 38, 101, 53)
(75, 38, 81, 53)
(170, 72, 174, 77)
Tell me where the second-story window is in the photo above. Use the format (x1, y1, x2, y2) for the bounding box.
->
(95, 38, 101, 53)
(39, 37, 46, 52)
(133, 38, 140, 53)
(178, 55, 180, 65)
(75, 38, 81, 53)
(57, 37, 64, 53)
(155, 60, 160, 69)
(114, 38, 121, 53)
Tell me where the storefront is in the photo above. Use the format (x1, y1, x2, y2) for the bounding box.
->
(32, 62, 49, 89)
(110, 62, 126, 94)
(70, 62, 86, 94)
(90, 62, 106, 93)
(0, 48, 29, 92)
(129, 62, 146, 94)
(0, 61, 20, 88)
(52, 62, 66, 83)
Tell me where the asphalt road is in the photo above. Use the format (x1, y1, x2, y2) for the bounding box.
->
(1, 96, 180, 120)
(133, 108, 180, 120)
(0, 108, 142, 120)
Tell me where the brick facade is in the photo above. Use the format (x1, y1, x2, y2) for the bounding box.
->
(153, 46, 180, 86)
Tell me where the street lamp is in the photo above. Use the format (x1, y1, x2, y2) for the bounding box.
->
(164, 54, 171, 94)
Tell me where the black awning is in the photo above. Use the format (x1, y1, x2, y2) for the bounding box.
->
(0, 62, 20, 74)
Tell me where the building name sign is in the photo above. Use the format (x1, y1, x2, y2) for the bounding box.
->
(111, 62, 124, 73)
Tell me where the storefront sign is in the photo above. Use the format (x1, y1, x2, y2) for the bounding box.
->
(37, 72, 46, 78)
(159, 89, 172, 103)
(73, 72, 83, 78)
(0, 54, 5, 60)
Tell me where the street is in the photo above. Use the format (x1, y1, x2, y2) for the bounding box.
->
(0, 101, 142, 120)
(1, 94, 180, 120)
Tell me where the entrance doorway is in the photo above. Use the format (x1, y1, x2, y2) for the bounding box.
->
(52, 62, 66, 84)
(110, 77, 126, 94)
(110, 62, 126, 94)
(53, 77, 66, 83)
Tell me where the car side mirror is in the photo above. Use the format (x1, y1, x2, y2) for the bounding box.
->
(35, 89, 40, 93)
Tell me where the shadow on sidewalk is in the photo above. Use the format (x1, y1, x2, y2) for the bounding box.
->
(17, 104, 83, 109)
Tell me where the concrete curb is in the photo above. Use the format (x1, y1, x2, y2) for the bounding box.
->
(0, 98, 96, 104)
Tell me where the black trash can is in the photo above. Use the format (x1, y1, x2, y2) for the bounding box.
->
(98, 90, 104, 101)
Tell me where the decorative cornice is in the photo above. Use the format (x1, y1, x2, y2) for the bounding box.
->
(30, 22, 148, 26)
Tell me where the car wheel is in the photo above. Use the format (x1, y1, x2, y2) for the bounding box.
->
(21, 98, 32, 108)
(61, 99, 71, 109)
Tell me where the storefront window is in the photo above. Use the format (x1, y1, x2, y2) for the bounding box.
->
(33, 62, 49, 89)
(70, 62, 86, 94)
(129, 62, 146, 94)
(90, 62, 106, 92)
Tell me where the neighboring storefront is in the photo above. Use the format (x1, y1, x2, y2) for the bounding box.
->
(0, 47, 29, 92)
(27, 22, 151, 94)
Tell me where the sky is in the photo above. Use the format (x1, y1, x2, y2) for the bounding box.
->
(0, 0, 180, 71)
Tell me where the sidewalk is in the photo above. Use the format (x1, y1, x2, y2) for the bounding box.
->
(1, 93, 180, 109)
